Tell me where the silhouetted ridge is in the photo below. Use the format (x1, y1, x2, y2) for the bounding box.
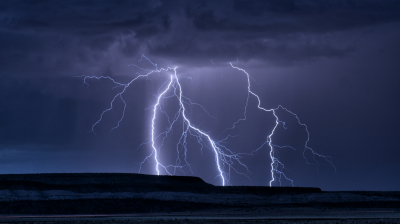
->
(0, 173, 208, 185)
(0, 173, 321, 195)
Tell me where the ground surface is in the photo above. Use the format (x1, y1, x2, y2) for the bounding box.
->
(1, 208, 400, 223)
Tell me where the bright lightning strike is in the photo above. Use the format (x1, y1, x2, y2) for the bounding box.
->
(229, 63, 336, 186)
(78, 55, 335, 187)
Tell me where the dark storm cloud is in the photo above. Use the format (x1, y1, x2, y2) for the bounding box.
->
(1, 0, 399, 75)
(190, 0, 400, 33)
(0, 0, 174, 77)
(150, 0, 400, 62)
(0, 1, 166, 35)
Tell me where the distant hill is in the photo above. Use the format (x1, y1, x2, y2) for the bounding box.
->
(0, 173, 321, 195)
(0, 173, 209, 186)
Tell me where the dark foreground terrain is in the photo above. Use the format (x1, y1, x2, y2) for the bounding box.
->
(0, 173, 399, 223)
(1, 217, 400, 224)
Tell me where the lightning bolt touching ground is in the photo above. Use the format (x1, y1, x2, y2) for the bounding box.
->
(229, 63, 336, 186)
(78, 55, 335, 186)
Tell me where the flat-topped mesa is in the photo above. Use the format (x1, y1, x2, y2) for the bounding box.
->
(0, 173, 321, 195)
(0, 173, 208, 185)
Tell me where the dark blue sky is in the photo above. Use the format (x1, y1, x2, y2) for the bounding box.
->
(0, 0, 400, 191)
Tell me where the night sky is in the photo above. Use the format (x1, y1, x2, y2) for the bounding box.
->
(1, 0, 400, 191)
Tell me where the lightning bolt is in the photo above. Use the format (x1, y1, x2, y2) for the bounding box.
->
(78, 55, 335, 187)
(229, 63, 336, 186)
